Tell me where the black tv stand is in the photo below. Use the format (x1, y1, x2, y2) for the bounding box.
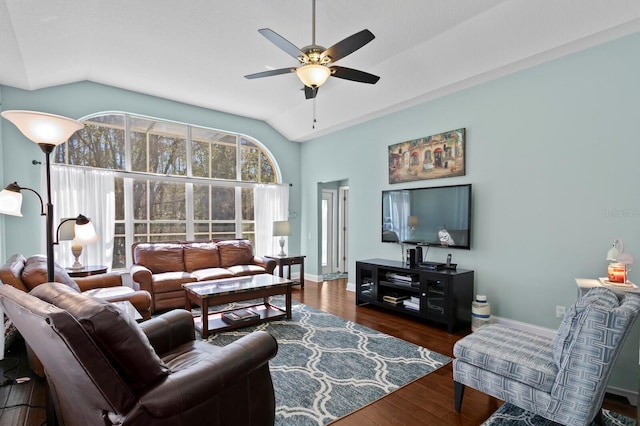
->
(356, 258, 474, 333)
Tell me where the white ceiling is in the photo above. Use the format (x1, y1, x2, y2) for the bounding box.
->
(1, 1, 640, 142)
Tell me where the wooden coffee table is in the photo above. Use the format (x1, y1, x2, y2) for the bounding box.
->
(182, 274, 293, 338)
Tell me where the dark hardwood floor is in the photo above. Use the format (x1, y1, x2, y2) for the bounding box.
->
(2, 277, 636, 425)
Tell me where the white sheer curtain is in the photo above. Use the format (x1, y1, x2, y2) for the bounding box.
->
(254, 185, 289, 257)
(44, 165, 115, 269)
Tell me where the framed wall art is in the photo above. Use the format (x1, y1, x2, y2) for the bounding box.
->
(388, 128, 465, 184)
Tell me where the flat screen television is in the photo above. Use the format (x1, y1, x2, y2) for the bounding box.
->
(381, 183, 471, 249)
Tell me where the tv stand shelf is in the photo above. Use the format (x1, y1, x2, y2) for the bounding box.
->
(356, 258, 474, 333)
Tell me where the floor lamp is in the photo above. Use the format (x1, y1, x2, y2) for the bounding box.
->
(0, 110, 85, 282)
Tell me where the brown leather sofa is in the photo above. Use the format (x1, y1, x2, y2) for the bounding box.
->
(0, 254, 152, 320)
(0, 282, 278, 425)
(131, 239, 276, 312)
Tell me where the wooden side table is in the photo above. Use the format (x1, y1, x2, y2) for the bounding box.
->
(265, 255, 306, 288)
(66, 265, 108, 278)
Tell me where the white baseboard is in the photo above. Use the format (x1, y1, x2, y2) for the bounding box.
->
(346, 282, 355, 292)
(304, 273, 323, 283)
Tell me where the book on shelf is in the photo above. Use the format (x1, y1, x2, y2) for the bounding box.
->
(383, 294, 409, 304)
(403, 300, 420, 311)
(221, 308, 259, 324)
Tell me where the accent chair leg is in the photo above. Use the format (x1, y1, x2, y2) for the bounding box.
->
(593, 408, 604, 426)
(454, 380, 465, 413)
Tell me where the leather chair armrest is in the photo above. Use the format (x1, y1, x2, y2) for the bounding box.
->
(139, 309, 195, 353)
(253, 256, 276, 274)
(138, 331, 277, 417)
(74, 272, 122, 292)
(130, 264, 153, 293)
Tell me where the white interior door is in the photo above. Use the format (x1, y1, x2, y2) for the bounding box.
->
(321, 189, 337, 275)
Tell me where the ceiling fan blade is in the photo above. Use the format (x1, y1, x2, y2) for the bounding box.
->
(331, 66, 380, 84)
(304, 86, 318, 99)
(258, 28, 308, 61)
(244, 68, 297, 79)
(321, 29, 375, 63)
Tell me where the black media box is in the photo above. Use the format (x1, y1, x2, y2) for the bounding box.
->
(418, 262, 446, 270)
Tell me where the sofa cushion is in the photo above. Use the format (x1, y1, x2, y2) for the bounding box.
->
(191, 268, 235, 281)
(227, 264, 267, 276)
(134, 243, 185, 274)
(21, 255, 80, 292)
(183, 242, 221, 272)
(552, 287, 619, 368)
(151, 272, 197, 294)
(218, 240, 254, 268)
(31, 283, 169, 392)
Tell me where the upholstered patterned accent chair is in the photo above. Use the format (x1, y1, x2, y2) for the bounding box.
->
(453, 287, 640, 426)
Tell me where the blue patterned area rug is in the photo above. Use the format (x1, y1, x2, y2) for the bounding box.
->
(322, 272, 348, 281)
(205, 300, 451, 425)
(483, 403, 636, 425)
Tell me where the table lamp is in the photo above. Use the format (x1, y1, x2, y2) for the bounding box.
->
(57, 215, 99, 270)
(273, 220, 291, 257)
(408, 216, 419, 239)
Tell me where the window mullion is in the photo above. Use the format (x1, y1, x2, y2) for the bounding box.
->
(185, 127, 194, 239)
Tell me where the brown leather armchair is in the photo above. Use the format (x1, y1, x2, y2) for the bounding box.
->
(0, 254, 151, 320)
(0, 283, 278, 425)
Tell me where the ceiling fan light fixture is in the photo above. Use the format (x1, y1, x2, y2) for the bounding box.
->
(296, 64, 331, 88)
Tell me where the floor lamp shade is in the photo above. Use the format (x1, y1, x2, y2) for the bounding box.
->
(0, 110, 83, 146)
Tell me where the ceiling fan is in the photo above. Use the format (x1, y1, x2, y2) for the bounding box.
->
(244, 0, 380, 99)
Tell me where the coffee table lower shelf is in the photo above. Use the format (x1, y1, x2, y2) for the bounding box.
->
(193, 303, 287, 335)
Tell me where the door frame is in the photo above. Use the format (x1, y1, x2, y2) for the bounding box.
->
(321, 189, 338, 275)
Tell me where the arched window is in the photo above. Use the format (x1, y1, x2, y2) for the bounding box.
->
(54, 112, 281, 269)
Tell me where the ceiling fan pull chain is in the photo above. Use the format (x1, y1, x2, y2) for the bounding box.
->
(312, 97, 317, 129)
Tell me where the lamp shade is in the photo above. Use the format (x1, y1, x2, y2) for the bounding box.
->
(73, 215, 99, 245)
(273, 220, 291, 237)
(606, 238, 634, 265)
(408, 216, 419, 227)
(295, 64, 331, 88)
(1, 110, 83, 146)
(606, 245, 619, 261)
(0, 183, 23, 217)
(57, 218, 76, 241)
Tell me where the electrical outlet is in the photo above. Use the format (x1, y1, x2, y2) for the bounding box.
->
(556, 305, 566, 318)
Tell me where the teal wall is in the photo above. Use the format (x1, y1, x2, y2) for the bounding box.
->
(300, 32, 640, 392)
(0, 81, 302, 260)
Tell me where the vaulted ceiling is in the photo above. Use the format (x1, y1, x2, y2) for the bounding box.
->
(1, 1, 640, 142)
